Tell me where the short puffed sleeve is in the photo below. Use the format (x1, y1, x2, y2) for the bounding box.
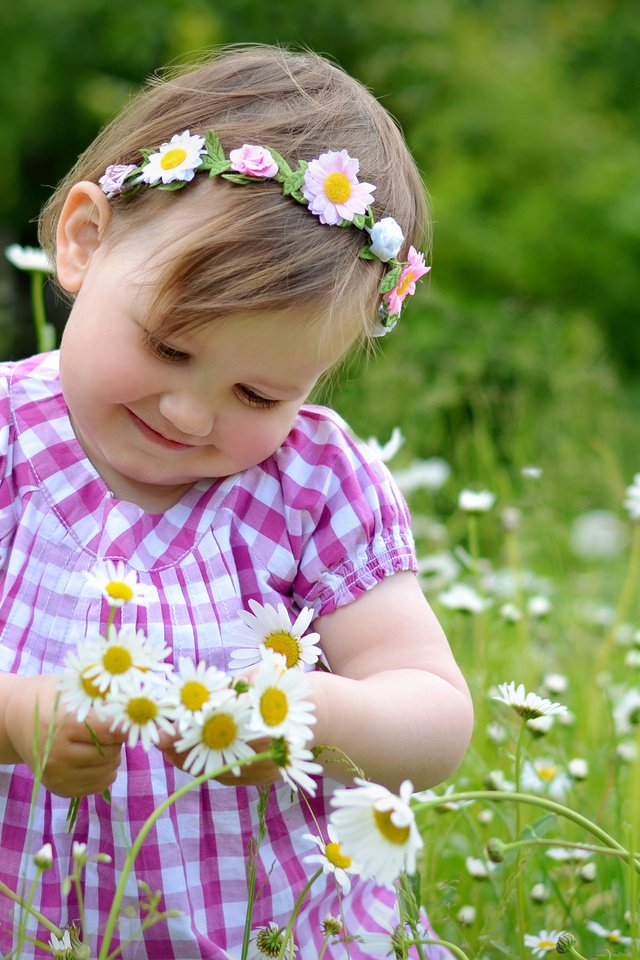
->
(275, 406, 417, 618)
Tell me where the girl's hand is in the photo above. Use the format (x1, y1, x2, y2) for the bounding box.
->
(4, 674, 125, 798)
(157, 732, 281, 786)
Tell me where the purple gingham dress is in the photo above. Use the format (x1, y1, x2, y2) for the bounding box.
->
(0, 352, 447, 959)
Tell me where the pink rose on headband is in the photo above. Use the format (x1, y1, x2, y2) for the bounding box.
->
(99, 163, 137, 198)
(384, 246, 430, 317)
(229, 144, 279, 179)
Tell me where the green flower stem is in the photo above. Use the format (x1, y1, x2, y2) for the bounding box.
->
(0, 876, 62, 937)
(276, 869, 322, 960)
(412, 791, 634, 862)
(513, 723, 527, 960)
(317, 931, 331, 960)
(398, 873, 426, 960)
(501, 836, 640, 866)
(411, 938, 471, 960)
(97, 750, 275, 960)
(16, 870, 44, 955)
(74, 867, 86, 944)
(30, 271, 50, 353)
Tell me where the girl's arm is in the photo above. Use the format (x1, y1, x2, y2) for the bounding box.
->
(307, 571, 473, 792)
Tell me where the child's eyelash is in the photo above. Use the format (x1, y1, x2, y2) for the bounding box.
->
(236, 385, 279, 409)
(143, 331, 189, 362)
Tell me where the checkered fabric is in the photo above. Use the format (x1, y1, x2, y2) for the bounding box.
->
(0, 352, 449, 959)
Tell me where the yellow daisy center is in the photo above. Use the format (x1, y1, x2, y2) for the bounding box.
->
(396, 270, 415, 298)
(260, 688, 288, 727)
(608, 933, 621, 943)
(160, 148, 188, 170)
(265, 631, 301, 668)
(103, 646, 133, 675)
(81, 668, 103, 698)
(539, 942, 556, 949)
(373, 807, 410, 845)
(106, 580, 134, 602)
(202, 713, 238, 749)
(324, 841, 352, 869)
(126, 697, 158, 725)
(536, 764, 557, 782)
(323, 172, 352, 204)
(180, 680, 210, 711)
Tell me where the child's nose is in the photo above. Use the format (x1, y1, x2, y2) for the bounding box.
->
(158, 392, 215, 439)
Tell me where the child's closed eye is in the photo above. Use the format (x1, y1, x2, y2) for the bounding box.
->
(235, 385, 279, 409)
(143, 330, 190, 363)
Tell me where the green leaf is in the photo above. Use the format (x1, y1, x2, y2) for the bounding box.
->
(205, 129, 226, 163)
(221, 173, 265, 185)
(267, 147, 293, 180)
(378, 265, 403, 294)
(359, 247, 376, 260)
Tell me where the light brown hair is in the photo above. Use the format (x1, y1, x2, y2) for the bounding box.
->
(39, 45, 429, 345)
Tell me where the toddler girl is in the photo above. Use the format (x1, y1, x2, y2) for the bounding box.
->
(0, 45, 472, 958)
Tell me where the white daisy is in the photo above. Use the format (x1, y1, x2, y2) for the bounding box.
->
(248, 648, 316, 741)
(585, 921, 631, 945)
(520, 759, 571, 800)
(524, 930, 562, 957)
(613, 687, 640, 735)
(328, 778, 423, 888)
(365, 427, 405, 463)
(271, 736, 322, 796)
(624, 473, 640, 520)
(102, 675, 175, 751)
(165, 656, 230, 730)
(493, 681, 568, 720)
(5, 243, 53, 272)
(84, 559, 157, 608)
(81, 625, 157, 695)
(458, 489, 496, 513)
(140, 130, 206, 185)
(438, 583, 491, 614)
(59, 646, 109, 721)
(174, 689, 255, 777)
(465, 856, 496, 879)
(392, 457, 451, 494)
(545, 847, 592, 863)
(303, 824, 360, 893)
(411, 783, 474, 812)
(49, 930, 72, 959)
(228, 600, 321, 672)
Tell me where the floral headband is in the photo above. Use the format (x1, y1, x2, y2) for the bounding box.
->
(99, 129, 430, 335)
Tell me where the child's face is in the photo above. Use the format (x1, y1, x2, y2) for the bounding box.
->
(59, 227, 349, 509)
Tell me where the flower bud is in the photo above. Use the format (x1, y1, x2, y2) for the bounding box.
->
(33, 843, 53, 871)
(555, 931, 577, 954)
(322, 914, 343, 936)
(366, 217, 404, 262)
(486, 838, 506, 863)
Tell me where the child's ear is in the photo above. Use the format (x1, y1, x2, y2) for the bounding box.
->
(56, 182, 112, 292)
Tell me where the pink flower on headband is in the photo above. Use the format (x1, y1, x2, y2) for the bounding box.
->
(302, 150, 376, 226)
(229, 144, 279, 179)
(99, 163, 137, 198)
(384, 246, 430, 316)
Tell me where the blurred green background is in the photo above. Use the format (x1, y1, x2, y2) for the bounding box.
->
(1, 0, 639, 530)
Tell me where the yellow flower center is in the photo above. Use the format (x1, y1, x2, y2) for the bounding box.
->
(81, 668, 103, 698)
(103, 646, 133, 675)
(180, 680, 210, 711)
(160, 148, 188, 170)
(608, 933, 621, 943)
(373, 807, 410, 845)
(265, 631, 300, 668)
(324, 841, 352, 869)
(323, 172, 352, 204)
(539, 942, 556, 949)
(536, 764, 557, 782)
(126, 697, 158, 725)
(106, 580, 134, 602)
(202, 713, 238, 749)
(259, 688, 288, 727)
(396, 270, 415, 298)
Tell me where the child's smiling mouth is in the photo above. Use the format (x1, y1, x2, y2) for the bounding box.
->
(126, 409, 199, 450)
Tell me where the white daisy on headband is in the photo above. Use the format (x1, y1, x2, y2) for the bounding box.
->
(140, 130, 206, 186)
(84, 559, 157, 608)
(228, 600, 321, 672)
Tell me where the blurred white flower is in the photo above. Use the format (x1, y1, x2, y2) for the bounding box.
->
(438, 583, 491, 614)
(457, 905, 477, 926)
(526, 714, 554, 737)
(545, 847, 592, 863)
(5, 243, 53, 272)
(465, 856, 496, 879)
(329, 778, 422, 888)
(366, 427, 404, 463)
(478, 809, 494, 824)
(624, 473, 640, 520)
(576, 861, 597, 882)
(458, 489, 496, 513)
(527, 595, 552, 618)
(529, 883, 550, 903)
(499, 602, 522, 623)
(228, 600, 321, 672)
(521, 759, 570, 799)
(542, 672, 568, 695)
(625, 649, 640, 669)
(484, 769, 515, 792)
(521, 466, 543, 479)
(412, 783, 473, 812)
(570, 510, 627, 559)
(417, 552, 460, 592)
(613, 687, 640, 736)
(616, 740, 638, 763)
(568, 757, 589, 780)
(272, 736, 322, 796)
(585, 920, 631, 945)
(392, 457, 451, 494)
(501, 507, 521, 531)
(493, 681, 567, 720)
(524, 929, 561, 957)
(486, 721, 508, 744)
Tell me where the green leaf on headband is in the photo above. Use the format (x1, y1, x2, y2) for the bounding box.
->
(202, 130, 232, 175)
(352, 214, 367, 230)
(268, 148, 293, 180)
(359, 246, 376, 260)
(157, 181, 189, 191)
(378, 264, 403, 294)
(221, 173, 267, 184)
